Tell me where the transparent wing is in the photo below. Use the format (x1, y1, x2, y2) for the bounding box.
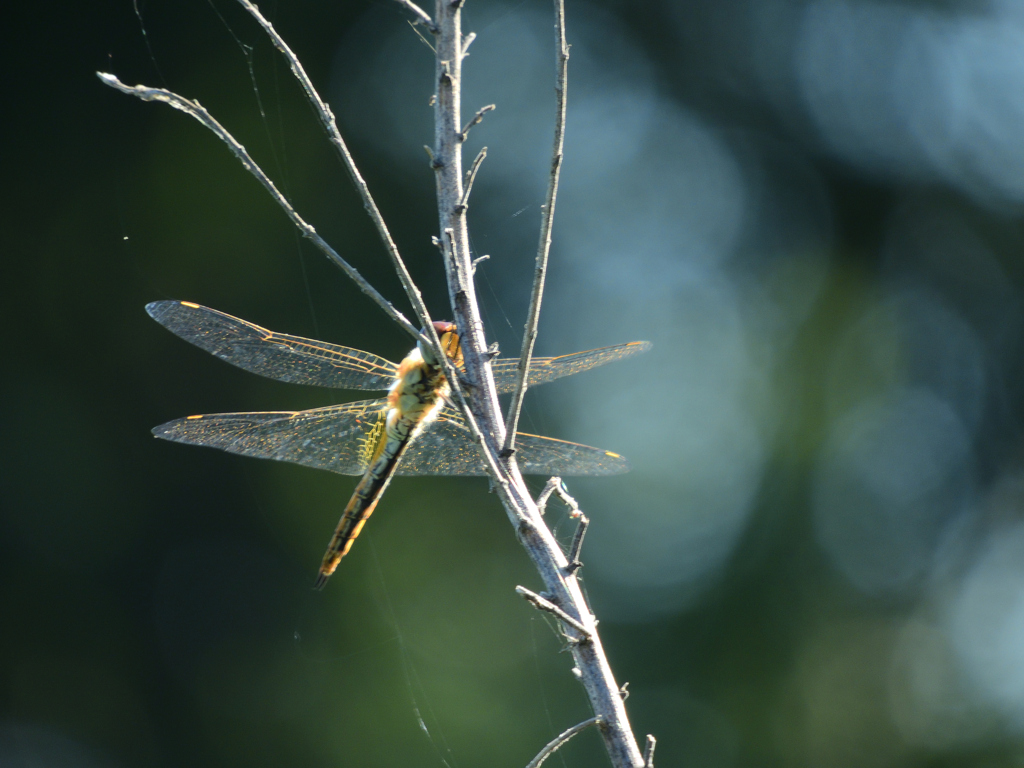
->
(397, 409, 631, 476)
(147, 301, 398, 390)
(490, 341, 652, 394)
(152, 398, 390, 476)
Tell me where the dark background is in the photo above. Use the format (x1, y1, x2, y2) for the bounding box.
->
(5, 0, 1024, 766)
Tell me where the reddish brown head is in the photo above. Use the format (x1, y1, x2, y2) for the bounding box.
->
(419, 321, 463, 368)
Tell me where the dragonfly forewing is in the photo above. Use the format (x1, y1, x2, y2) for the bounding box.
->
(147, 301, 398, 390)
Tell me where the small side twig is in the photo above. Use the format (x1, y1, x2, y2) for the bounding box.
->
(503, 0, 570, 452)
(458, 146, 487, 211)
(96, 73, 422, 343)
(459, 103, 495, 140)
(643, 735, 657, 768)
(394, 0, 438, 33)
(461, 31, 477, 58)
(525, 717, 601, 768)
(471, 254, 490, 274)
(516, 586, 591, 639)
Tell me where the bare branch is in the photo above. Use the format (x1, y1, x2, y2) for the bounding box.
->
(461, 31, 477, 58)
(431, 1, 646, 764)
(516, 585, 591, 639)
(502, 0, 570, 452)
(525, 717, 601, 768)
(459, 103, 495, 140)
(393, 0, 437, 33)
(96, 73, 422, 342)
(643, 735, 657, 768)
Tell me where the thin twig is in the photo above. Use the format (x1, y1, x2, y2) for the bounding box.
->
(235, 0, 439, 354)
(643, 735, 657, 768)
(525, 717, 601, 768)
(459, 103, 495, 140)
(394, 0, 438, 33)
(458, 146, 487, 211)
(95, 73, 422, 342)
(516, 586, 591, 639)
(502, 0, 570, 452)
(461, 31, 477, 58)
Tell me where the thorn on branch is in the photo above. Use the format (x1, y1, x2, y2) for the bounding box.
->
(619, 682, 630, 701)
(461, 31, 477, 58)
(643, 735, 657, 768)
(485, 341, 500, 359)
(516, 586, 592, 640)
(459, 104, 495, 141)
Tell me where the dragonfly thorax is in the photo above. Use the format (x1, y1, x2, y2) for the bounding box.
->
(385, 345, 451, 444)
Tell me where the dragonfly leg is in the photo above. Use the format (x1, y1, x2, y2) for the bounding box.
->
(565, 511, 589, 576)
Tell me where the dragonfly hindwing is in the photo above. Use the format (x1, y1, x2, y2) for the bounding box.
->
(359, 408, 387, 469)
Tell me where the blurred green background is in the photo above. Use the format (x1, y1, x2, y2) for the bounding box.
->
(6, 0, 1024, 766)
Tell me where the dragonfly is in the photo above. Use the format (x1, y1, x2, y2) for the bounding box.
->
(147, 301, 651, 588)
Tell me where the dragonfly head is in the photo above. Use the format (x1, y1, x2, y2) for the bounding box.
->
(420, 321, 463, 368)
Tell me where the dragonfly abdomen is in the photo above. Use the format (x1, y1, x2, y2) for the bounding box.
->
(314, 435, 407, 589)
(314, 350, 449, 589)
